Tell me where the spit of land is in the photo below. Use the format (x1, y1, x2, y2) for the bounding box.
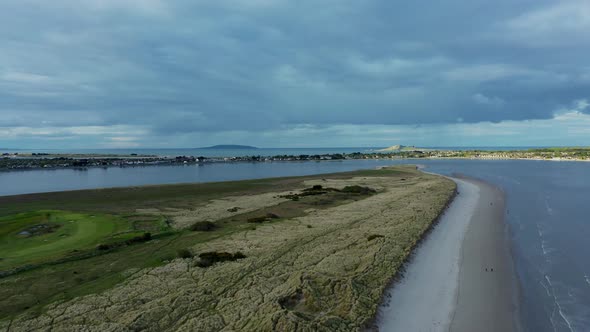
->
(0, 166, 455, 331)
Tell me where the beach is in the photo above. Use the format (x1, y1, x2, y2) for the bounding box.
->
(378, 177, 519, 331)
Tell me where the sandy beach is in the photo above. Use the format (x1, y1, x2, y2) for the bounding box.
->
(377, 176, 519, 331)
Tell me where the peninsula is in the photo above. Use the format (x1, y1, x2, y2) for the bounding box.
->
(0, 166, 455, 330)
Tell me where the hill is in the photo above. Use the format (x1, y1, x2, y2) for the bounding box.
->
(377, 145, 423, 152)
(201, 145, 258, 150)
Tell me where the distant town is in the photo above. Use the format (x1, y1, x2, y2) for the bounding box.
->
(1, 147, 589, 171)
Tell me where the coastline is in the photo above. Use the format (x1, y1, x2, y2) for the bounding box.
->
(450, 177, 520, 331)
(2, 152, 590, 172)
(377, 176, 519, 331)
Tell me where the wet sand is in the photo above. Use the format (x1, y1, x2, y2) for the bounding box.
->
(377, 177, 519, 331)
(449, 177, 519, 331)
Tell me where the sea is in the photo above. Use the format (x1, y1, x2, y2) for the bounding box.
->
(0, 156, 587, 331)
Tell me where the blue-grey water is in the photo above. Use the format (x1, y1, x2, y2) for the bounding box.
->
(1, 159, 588, 331)
(424, 160, 590, 332)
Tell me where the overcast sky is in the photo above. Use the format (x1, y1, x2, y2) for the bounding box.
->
(1, 0, 589, 148)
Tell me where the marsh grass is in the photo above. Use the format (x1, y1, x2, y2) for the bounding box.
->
(0, 165, 451, 329)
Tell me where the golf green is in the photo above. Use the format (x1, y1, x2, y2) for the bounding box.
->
(0, 210, 131, 271)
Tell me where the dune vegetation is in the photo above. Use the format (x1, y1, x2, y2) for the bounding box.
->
(0, 166, 455, 331)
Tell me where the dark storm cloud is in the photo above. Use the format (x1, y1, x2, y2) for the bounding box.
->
(1, 0, 589, 137)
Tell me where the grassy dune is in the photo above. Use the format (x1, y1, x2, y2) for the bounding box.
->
(0, 166, 455, 331)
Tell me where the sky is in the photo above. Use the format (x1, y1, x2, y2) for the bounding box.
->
(1, 0, 589, 149)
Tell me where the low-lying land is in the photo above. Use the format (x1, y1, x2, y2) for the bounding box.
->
(0, 166, 455, 331)
(2, 147, 589, 171)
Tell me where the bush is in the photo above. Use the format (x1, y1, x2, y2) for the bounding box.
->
(96, 243, 116, 251)
(195, 251, 247, 268)
(247, 216, 268, 223)
(341, 186, 376, 195)
(97, 232, 151, 251)
(367, 234, 384, 241)
(190, 221, 218, 232)
(177, 248, 193, 259)
(247, 213, 280, 223)
(125, 232, 152, 245)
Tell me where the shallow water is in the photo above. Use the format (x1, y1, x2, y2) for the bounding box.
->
(424, 160, 590, 332)
(1, 159, 589, 331)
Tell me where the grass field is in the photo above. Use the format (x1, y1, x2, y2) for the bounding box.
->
(0, 166, 456, 331)
(0, 211, 137, 271)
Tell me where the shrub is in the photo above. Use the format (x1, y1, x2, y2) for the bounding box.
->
(96, 243, 116, 251)
(190, 221, 218, 232)
(247, 216, 268, 223)
(125, 232, 152, 245)
(195, 251, 247, 268)
(247, 213, 280, 223)
(341, 185, 376, 195)
(367, 234, 384, 241)
(177, 249, 193, 259)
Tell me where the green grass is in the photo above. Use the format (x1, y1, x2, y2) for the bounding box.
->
(0, 219, 249, 318)
(0, 211, 135, 271)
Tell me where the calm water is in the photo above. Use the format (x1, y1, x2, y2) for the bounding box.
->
(1, 159, 588, 331)
(424, 160, 590, 332)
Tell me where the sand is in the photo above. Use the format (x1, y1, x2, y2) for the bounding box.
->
(377, 177, 519, 332)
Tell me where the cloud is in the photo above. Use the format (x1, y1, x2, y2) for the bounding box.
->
(443, 64, 538, 82)
(0, 0, 589, 147)
(502, 0, 590, 47)
(472, 93, 505, 106)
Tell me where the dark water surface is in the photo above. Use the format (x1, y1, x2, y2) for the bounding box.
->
(1, 159, 588, 331)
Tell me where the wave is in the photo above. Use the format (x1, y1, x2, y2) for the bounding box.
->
(544, 275, 575, 332)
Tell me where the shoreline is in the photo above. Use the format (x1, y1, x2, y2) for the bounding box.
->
(2, 153, 590, 172)
(450, 177, 520, 331)
(376, 176, 519, 331)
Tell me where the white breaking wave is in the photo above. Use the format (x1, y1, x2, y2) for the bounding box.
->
(545, 195, 554, 216)
(544, 274, 575, 332)
(537, 223, 555, 256)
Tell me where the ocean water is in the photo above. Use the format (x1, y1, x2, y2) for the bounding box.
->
(1, 159, 588, 331)
(423, 160, 590, 332)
